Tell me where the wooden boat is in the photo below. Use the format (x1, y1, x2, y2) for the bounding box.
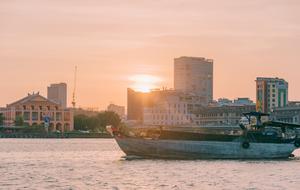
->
(108, 112, 300, 159)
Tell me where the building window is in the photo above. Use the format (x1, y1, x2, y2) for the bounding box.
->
(23, 112, 30, 121)
(16, 111, 22, 117)
(56, 112, 62, 121)
(32, 112, 38, 121)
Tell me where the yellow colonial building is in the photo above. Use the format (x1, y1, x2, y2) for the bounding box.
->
(0, 92, 74, 132)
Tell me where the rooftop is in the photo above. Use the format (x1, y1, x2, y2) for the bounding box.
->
(256, 77, 286, 82)
(174, 56, 213, 63)
(7, 92, 60, 107)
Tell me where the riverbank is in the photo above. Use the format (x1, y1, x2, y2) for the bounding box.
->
(0, 132, 113, 138)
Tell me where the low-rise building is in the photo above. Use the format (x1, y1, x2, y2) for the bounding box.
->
(215, 98, 255, 106)
(233, 98, 254, 105)
(143, 95, 192, 126)
(143, 91, 210, 126)
(144, 99, 255, 127)
(271, 105, 300, 124)
(191, 105, 256, 126)
(142, 89, 256, 127)
(217, 98, 233, 106)
(128, 88, 208, 122)
(0, 92, 74, 131)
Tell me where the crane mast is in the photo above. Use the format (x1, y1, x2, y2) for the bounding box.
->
(72, 66, 77, 108)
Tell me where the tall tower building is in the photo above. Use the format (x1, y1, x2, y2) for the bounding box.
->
(256, 77, 288, 113)
(47, 83, 67, 108)
(174, 56, 213, 104)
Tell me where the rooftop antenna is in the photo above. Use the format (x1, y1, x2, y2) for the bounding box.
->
(72, 66, 77, 108)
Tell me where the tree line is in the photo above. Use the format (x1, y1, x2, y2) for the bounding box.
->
(74, 111, 121, 132)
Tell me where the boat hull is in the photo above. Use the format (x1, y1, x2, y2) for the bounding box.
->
(115, 137, 297, 159)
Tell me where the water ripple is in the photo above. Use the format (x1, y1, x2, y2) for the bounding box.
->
(0, 139, 299, 190)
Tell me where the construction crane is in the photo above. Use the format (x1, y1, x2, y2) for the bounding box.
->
(72, 66, 77, 108)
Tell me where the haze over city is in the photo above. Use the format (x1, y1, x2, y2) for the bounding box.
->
(1, 0, 300, 109)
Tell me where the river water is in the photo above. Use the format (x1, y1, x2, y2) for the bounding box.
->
(0, 139, 300, 190)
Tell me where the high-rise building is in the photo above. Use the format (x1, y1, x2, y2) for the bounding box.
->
(47, 83, 67, 108)
(174, 56, 213, 105)
(256, 77, 288, 113)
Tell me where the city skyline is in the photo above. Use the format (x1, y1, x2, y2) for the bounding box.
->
(1, 0, 300, 109)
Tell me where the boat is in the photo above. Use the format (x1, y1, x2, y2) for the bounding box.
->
(107, 112, 300, 159)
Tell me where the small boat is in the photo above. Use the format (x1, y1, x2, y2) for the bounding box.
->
(108, 112, 300, 159)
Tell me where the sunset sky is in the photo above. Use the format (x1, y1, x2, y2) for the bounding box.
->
(1, 0, 300, 109)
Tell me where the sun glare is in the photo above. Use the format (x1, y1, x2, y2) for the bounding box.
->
(129, 74, 162, 93)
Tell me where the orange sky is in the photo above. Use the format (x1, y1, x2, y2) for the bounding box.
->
(1, 0, 300, 109)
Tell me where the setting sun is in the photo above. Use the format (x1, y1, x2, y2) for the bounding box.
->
(129, 74, 162, 93)
(1, 1, 300, 189)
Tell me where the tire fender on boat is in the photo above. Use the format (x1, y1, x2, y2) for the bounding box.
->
(242, 141, 250, 149)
